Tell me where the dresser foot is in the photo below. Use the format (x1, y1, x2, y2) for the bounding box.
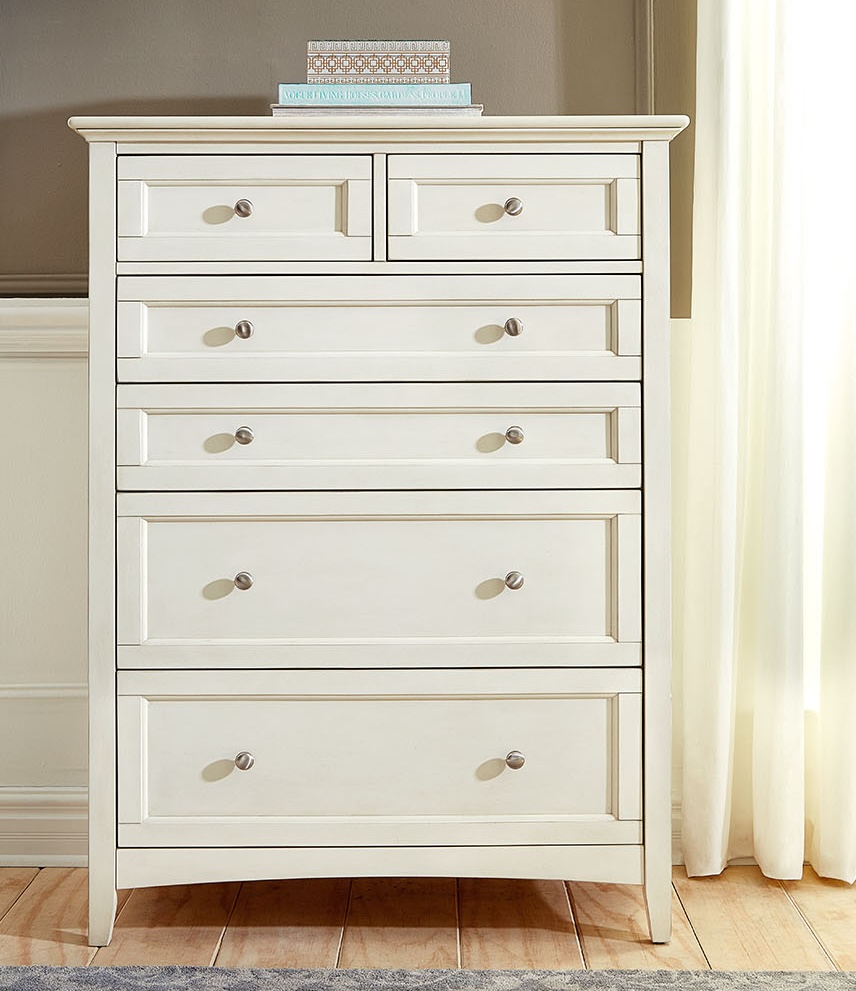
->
(88, 888, 117, 947)
(644, 880, 672, 944)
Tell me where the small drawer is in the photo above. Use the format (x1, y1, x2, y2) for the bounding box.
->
(116, 489, 642, 669)
(117, 667, 642, 848)
(116, 274, 642, 382)
(116, 382, 642, 491)
(387, 154, 639, 260)
(117, 155, 372, 262)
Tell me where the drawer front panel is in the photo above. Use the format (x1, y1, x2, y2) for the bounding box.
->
(116, 490, 642, 667)
(116, 275, 642, 382)
(117, 668, 641, 847)
(388, 154, 639, 260)
(116, 383, 642, 491)
(117, 156, 372, 261)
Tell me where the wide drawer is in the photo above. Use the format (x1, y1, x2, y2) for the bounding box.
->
(116, 490, 642, 668)
(117, 156, 372, 261)
(387, 154, 640, 260)
(116, 275, 642, 382)
(116, 382, 641, 491)
(117, 667, 642, 848)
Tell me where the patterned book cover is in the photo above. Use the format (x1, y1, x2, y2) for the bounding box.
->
(307, 39, 450, 84)
(307, 40, 449, 52)
(277, 83, 471, 107)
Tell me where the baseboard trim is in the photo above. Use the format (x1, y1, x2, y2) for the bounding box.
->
(0, 787, 87, 867)
(0, 785, 679, 870)
(672, 800, 683, 865)
(0, 298, 88, 356)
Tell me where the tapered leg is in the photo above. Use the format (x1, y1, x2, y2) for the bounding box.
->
(88, 876, 117, 946)
(644, 874, 672, 944)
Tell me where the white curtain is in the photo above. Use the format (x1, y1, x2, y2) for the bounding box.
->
(674, 0, 856, 879)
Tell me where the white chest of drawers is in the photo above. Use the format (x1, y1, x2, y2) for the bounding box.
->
(70, 114, 688, 947)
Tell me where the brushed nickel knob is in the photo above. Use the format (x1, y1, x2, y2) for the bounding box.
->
(505, 571, 524, 590)
(505, 751, 526, 770)
(504, 197, 523, 217)
(504, 317, 523, 337)
(234, 426, 254, 446)
(234, 320, 254, 339)
(234, 571, 254, 590)
(234, 198, 254, 218)
(505, 426, 525, 445)
(234, 751, 255, 771)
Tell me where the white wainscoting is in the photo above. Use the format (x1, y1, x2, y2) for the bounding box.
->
(0, 299, 88, 865)
(0, 299, 687, 867)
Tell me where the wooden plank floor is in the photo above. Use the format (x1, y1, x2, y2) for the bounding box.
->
(0, 866, 852, 970)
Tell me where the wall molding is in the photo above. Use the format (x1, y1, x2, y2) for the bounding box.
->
(0, 298, 88, 357)
(0, 787, 87, 866)
(0, 274, 87, 297)
(0, 683, 87, 700)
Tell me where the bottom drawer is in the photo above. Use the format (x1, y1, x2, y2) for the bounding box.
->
(117, 668, 642, 848)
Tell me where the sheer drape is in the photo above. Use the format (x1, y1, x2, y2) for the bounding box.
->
(674, 0, 856, 879)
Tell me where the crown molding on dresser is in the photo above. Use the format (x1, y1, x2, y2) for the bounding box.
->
(68, 114, 690, 145)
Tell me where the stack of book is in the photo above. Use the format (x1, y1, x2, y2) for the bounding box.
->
(272, 40, 482, 117)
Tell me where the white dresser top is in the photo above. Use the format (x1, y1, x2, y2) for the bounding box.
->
(68, 114, 690, 144)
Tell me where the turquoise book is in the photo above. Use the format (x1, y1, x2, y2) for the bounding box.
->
(277, 82, 471, 106)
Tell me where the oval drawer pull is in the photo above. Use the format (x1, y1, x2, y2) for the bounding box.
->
(234, 426, 254, 446)
(504, 426, 524, 445)
(234, 571, 254, 591)
(234, 198, 254, 218)
(503, 317, 523, 337)
(504, 571, 524, 590)
(503, 197, 523, 217)
(234, 751, 255, 771)
(234, 320, 254, 339)
(505, 751, 526, 770)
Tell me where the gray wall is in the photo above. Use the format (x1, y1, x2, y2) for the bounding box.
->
(653, 0, 696, 318)
(0, 0, 644, 291)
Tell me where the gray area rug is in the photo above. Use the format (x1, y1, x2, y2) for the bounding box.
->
(1, 970, 855, 991)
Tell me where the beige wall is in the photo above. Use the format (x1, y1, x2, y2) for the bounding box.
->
(0, 0, 643, 290)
